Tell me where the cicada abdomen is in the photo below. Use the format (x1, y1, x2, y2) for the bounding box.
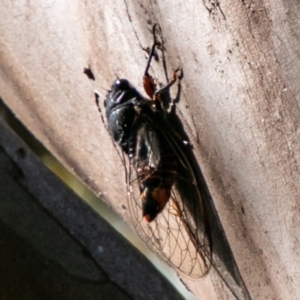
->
(131, 115, 179, 222)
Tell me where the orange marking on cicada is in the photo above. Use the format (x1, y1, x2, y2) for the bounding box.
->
(141, 187, 170, 222)
(143, 73, 156, 100)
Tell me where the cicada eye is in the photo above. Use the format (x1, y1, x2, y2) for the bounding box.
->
(115, 79, 130, 90)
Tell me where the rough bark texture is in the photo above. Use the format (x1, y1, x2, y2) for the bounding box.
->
(1, 1, 300, 299)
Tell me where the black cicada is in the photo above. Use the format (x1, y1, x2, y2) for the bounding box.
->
(103, 24, 212, 278)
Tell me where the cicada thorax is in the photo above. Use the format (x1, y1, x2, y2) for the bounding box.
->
(126, 108, 178, 222)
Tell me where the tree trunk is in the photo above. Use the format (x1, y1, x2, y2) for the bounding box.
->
(1, 1, 299, 299)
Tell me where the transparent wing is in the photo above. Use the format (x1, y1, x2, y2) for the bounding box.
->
(126, 114, 212, 278)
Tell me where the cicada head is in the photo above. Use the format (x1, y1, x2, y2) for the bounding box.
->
(141, 187, 170, 222)
(104, 79, 144, 115)
(104, 79, 148, 153)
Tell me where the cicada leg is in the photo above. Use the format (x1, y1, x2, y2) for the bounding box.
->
(143, 24, 184, 108)
(143, 24, 161, 100)
(154, 68, 183, 98)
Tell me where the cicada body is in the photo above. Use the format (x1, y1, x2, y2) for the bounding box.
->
(104, 78, 178, 222)
(103, 24, 212, 278)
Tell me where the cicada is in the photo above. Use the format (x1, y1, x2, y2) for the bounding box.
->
(103, 24, 212, 278)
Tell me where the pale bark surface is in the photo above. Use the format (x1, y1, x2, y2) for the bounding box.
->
(1, 1, 300, 299)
